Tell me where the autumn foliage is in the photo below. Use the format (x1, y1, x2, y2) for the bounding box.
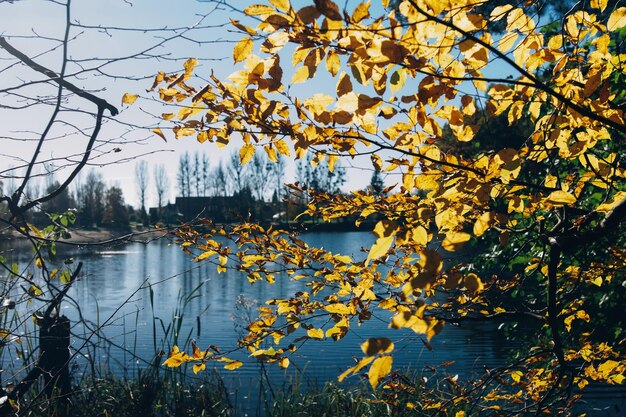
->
(144, 0, 626, 414)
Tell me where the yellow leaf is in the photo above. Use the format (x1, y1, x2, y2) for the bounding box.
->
(456, 124, 478, 142)
(197, 131, 209, 143)
(29, 284, 43, 296)
(240, 144, 255, 165)
(275, 139, 291, 157)
(564, 310, 590, 331)
(412, 226, 428, 246)
(336, 92, 359, 112)
(608, 7, 626, 31)
(507, 8, 535, 34)
(389, 69, 406, 95)
(465, 273, 484, 294)
(174, 127, 196, 139)
(234, 37, 254, 63)
(193, 363, 206, 374)
(244, 4, 275, 16)
(368, 219, 397, 258)
(371, 154, 383, 171)
(590, 0, 608, 12)
(327, 154, 338, 172)
(291, 66, 310, 84)
(352, 1, 370, 23)
(122, 93, 138, 105)
(325, 303, 352, 315)
(307, 328, 324, 339)
(368, 356, 393, 388)
(546, 190, 576, 206)
(366, 235, 393, 265)
(498, 32, 518, 52)
(178, 105, 203, 121)
(163, 346, 189, 368)
(251, 347, 277, 357)
(326, 50, 340, 76)
(304, 93, 334, 114)
(223, 360, 244, 370)
(269, 0, 290, 12)
(278, 357, 290, 368)
(473, 212, 494, 237)
(183, 58, 198, 76)
(490, 4, 513, 21)
(265, 146, 278, 162)
(511, 370, 523, 383)
(373, 219, 397, 239)
(442, 231, 471, 252)
(338, 356, 374, 382)
(196, 250, 217, 261)
(152, 127, 167, 142)
(361, 338, 394, 356)
(28, 223, 44, 238)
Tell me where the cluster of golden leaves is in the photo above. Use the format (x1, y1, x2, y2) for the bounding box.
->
(146, 0, 626, 412)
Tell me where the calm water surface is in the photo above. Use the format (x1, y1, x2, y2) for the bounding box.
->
(2, 232, 622, 415)
(63, 233, 514, 376)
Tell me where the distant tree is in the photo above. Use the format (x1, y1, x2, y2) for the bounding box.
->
(369, 170, 385, 196)
(41, 181, 76, 215)
(270, 155, 286, 201)
(0, 180, 6, 220)
(227, 150, 250, 195)
(78, 170, 106, 227)
(248, 152, 275, 202)
(193, 151, 202, 197)
(135, 160, 149, 220)
(23, 171, 40, 204)
(296, 153, 346, 195)
(102, 186, 129, 229)
(154, 163, 169, 220)
(177, 152, 191, 198)
(201, 152, 209, 196)
(209, 162, 228, 197)
(3, 166, 16, 197)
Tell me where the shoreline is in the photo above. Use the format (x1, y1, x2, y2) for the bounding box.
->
(1, 220, 375, 247)
(4, 227, 170, 245)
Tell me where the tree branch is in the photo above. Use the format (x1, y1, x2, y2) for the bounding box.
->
(547, 241, 566, 366)
(0, 36, 118, 116)
(20, 106, 105, 212)
(406, 1, 626, 135)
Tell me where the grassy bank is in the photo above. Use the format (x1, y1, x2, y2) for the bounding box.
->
(19, 367, 443, 417)
(15, 358, 625, 417)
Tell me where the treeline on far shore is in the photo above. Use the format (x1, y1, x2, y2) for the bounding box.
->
(0, 148, 386, 233)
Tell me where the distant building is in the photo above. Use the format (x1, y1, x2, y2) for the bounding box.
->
(149, 202, 178, 224)
(175, 196, 251, 223)
(149, 195, 280, 225)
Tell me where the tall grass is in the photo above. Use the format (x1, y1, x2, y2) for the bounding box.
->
(7, 273, 466, 417)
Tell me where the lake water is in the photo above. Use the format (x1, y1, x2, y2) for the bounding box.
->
(1, 231, 623, 415)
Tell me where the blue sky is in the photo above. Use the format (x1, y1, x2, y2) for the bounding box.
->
(1, 0, 522, 209)
(1, 0, 322, 208)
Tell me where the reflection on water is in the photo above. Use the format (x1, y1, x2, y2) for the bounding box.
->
(2, 232, 621, 414)
(2, 233, 515, 376)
